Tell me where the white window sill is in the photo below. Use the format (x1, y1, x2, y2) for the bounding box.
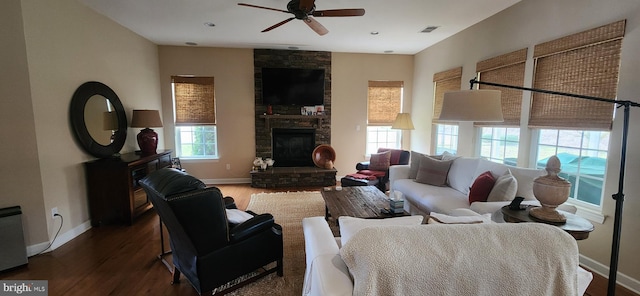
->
(178, 157, 220, 162)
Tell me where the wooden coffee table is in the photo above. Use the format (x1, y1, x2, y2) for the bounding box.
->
(320, 186, 408, 222)
(501, 205, 594, 240)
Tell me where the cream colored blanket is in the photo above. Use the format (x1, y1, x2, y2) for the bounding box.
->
(339, 223, 579, 296)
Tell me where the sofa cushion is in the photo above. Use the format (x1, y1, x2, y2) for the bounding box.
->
(338, 215, 423, 246)
(510, 166, 545, 200)
(487, 170, 518, 202)
(415, 157, 453, 186)
(468, 171, 496, 204)
(427, 212, 493, 224)
(447, 157, 481, 195)
(369, 150, 391, 171)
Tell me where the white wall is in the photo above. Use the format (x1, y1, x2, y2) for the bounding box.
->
(331, 53, 414, 177)
(7, 0, 162, 251)
(412, 0, 640, 288)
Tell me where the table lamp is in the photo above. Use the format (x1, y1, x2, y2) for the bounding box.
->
(131, 109, 163, 155)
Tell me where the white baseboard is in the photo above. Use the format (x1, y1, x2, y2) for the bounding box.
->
(27, 219, 92, 257)
(580, 254, 640, 294)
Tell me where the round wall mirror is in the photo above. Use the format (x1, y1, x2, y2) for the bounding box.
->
(70, 81, 127, 158)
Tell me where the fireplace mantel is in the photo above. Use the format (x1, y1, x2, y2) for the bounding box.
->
(259, 114, 324, 129)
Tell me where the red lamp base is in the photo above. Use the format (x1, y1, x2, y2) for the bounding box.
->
(137, 128, 158, 156)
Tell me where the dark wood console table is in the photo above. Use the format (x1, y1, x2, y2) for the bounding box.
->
(84, 150, 172, 226)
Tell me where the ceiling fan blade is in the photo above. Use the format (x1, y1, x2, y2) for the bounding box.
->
(304, 17, 328, 36)
(313, 9, 365, 17)
(238, 3, 288, 13)
(262, 18, 295, 32)
(299, 0, 315, 13)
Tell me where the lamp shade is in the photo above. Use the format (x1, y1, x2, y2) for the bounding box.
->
(131, 110, 163, 128)
(391, 113, 415, 130)
(440, 90, 503, 122)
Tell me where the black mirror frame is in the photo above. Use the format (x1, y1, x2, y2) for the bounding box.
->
(70, 81, 127, 158)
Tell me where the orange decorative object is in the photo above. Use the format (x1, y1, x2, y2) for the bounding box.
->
(312, 144, 336, 169)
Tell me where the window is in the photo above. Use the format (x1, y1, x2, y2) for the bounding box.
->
(434, 124, 458, 155)
(475, 49, 527, 162)
(433, 67, 462, 154)
(529, 21, 624, 208)
(479, 127, 520, 165)
(535, 129, 609, 207)
(171, 76, 218, 159)
(366, 81, 403, 154)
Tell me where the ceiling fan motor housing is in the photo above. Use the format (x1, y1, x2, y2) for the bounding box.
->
(288, 0, 314, 19)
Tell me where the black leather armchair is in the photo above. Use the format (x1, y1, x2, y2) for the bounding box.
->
(140, 168, 283, 295)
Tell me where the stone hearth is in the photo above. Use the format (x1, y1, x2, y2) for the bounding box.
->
(251, 167, 337, 188)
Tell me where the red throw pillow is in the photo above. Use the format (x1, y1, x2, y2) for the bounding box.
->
(468, 171, 496, 204)
(368, 151, 391, 171)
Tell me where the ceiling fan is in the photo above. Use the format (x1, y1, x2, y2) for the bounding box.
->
(238, 0, 365, 36)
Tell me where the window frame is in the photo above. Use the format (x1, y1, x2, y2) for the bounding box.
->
(366, 81, 404, 155)
(171, 76, 219, 159)
(530, 129, 608, 223)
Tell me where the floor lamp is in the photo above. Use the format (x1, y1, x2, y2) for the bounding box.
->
(444, 78, 640, 296)
(391, 113, 415, 149)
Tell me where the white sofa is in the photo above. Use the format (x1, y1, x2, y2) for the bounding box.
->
(389, 156, 577, 218)
(302, 216, 593, 296)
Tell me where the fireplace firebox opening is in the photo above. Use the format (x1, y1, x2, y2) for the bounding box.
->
(272, 128, 316, 167)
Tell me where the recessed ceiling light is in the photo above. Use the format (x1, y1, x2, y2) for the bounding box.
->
(370, 31, 379, 35)
(185, 42, 198, 46)
(204, 22, 216, 27)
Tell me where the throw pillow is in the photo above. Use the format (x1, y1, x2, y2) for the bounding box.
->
(368, 151, 391, 171)
(468, 171, 496, 204)
(225, 209, 254, 224)
(487, 170, 518, 202)
(441, 151, 459, 161)
(415, 156, 453, 186)
(338, 215, 424, 246)
(409, 152, 442, 179)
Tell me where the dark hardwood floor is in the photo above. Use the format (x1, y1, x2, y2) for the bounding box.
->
(0, 183, 635, 295)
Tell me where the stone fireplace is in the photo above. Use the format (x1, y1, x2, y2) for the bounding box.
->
(251, 49, 336, 188)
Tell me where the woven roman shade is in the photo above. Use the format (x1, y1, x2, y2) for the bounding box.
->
(367, 81, 403, 125)
(475, 48, 527, 126)
(433, 67, 462, 123)
(172, 76, 216, 126)
(529, 20, 625, 130)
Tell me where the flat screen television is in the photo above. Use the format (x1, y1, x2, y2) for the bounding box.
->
(261, 67, 325, 106)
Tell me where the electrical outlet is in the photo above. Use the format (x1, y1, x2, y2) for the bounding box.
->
(226, 164, 231, 170)
(51, 207, 59, 219)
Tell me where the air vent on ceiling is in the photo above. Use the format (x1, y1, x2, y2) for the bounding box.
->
(420, 26, 439, 33)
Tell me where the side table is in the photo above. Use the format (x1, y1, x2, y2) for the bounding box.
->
(501, 205, 594, 240)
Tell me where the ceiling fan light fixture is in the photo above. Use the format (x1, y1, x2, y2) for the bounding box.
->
(370, 31, 379, 35)
(204, 22, 216, 27)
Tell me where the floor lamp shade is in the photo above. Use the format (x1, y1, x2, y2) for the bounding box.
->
(391, 113, 415, 130)
(131, 110, 163, 155)
(440, 90, 503, 122)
